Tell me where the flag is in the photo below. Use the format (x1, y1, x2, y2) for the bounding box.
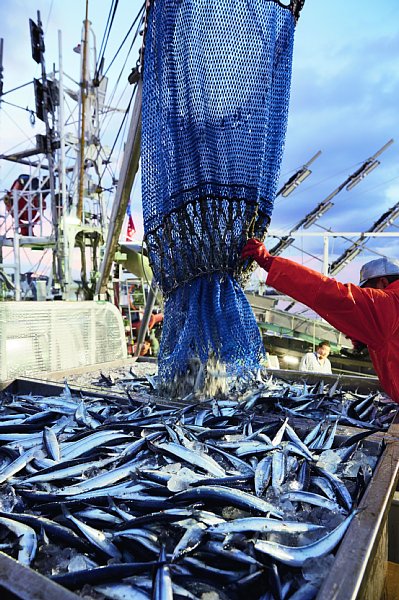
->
(126, 201, 136, 241)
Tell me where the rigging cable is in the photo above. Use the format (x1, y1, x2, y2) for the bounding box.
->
(95, 7, 144, 189)
(80, 7, 143, 199)
(103, 103, 132, 216)
(44, 0, 55, 33)
(1, 80, 33, 97)
(1, 99, 36, 122)
(95, 0, 119, 81)
(98, 83, 137, 190)
(99, 5, 144, 112)
(1, 108, 37, 144)
(100, 3, 145, 83)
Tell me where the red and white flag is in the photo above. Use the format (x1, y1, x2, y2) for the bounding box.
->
(126, 201, 136, 241)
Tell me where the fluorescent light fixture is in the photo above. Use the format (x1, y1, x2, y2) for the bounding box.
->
(280, 168, 312, 197)
(282, 354, 299, 365)
(346, 160, 380, 191)
(303, 201, 334, 229)
(296, 168, 312, 184)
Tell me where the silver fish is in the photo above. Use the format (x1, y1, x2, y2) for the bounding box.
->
(43, 426, 61, 461)
(173, 486, 283, 518)
(0, 516, 37, 566)
(255, 511, 358, 566)
(62, 506, 121, 559)
(94, 583, 151, 599)
(280, 491, 341, 512)
(153, 441, 225, 477)
(254, 455, 272, 497)
(207, 517, 324, 535)
(172, 522, 206, 561)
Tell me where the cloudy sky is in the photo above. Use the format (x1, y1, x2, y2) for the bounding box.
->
(277, 0, 399, 280)
(1, 0, 398, 283)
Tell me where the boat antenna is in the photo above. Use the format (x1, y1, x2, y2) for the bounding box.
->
(77, 0, 90, 222)
(0, 38, 3, 100)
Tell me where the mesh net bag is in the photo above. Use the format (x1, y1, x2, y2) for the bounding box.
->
(141, 0, 304, 392)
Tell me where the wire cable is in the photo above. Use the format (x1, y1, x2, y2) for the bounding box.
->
(95, 0, 119, 80)
(1, 108, 36, 144)
(44, 0, 55, 33)
(98, 84, 137, 188)
(1, 99, 32, 113)
(101, 4, 145, 82)
(1, 80, 34, 97)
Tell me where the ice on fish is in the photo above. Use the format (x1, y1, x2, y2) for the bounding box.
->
(167, 467, 204, 492)
(0, 485, 19, 512)
(316, 450, 342, 474)
(201, 593, 220, 600)
(221, 507, 248, 520)
(68, 554, 98, 572)
(287, 479, 303, 492)
(160, 462, 182, 474)
(280, 498, 295, 515)
(343, 450, 377, 478)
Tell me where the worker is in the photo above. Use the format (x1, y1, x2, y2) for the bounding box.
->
(299, 340, 332, 374)
(241, 238, 399, 403)
(149, 330, 160, 357)
(2, 175, 47, 236)
(139, 336, 151, 356)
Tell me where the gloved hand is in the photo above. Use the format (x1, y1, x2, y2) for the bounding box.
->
(241, 238, 273, 271)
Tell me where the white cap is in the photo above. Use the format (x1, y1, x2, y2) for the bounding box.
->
(359, 257, 399, 287)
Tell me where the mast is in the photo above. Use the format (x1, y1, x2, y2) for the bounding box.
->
(77, 0, 90, 223)
(30, 12, 60, 283)
(57, 30, 70, 293)
(0, 37, 3, 99)
(0, 10, 109, 300)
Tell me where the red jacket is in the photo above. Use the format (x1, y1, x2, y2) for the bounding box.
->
(267, 256, 399, 403)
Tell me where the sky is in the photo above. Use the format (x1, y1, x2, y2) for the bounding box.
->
(1, 0, 399, 285)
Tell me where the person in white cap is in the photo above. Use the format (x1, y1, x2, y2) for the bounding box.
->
(241, 239, 399, 403)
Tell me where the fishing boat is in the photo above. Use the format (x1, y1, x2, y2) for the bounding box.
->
(0, 3, 398, 599)
(1, 1, 393, 383)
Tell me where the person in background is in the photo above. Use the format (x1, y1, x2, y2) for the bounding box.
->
(139, 336, 151, 356)
(149, 330, 160, 357)
(299, 340, 332, 374)
(241, 238, 399, 403)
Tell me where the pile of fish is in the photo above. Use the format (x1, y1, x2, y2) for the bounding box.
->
(239, 376, 398, 431)
(0, 374, 395, 600)
(92, 367, 397, 431)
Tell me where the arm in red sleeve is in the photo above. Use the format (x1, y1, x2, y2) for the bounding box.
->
(266, 256, 398, 348)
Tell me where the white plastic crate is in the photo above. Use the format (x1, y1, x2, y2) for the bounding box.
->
(0, 301, 127, 382)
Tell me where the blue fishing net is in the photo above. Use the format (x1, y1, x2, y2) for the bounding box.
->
(141, 0, 303, 388)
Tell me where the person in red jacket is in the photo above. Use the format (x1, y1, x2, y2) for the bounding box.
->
(241, 238, 399, 403)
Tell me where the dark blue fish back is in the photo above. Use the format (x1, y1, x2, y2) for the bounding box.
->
(142, 0, 301, 385)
